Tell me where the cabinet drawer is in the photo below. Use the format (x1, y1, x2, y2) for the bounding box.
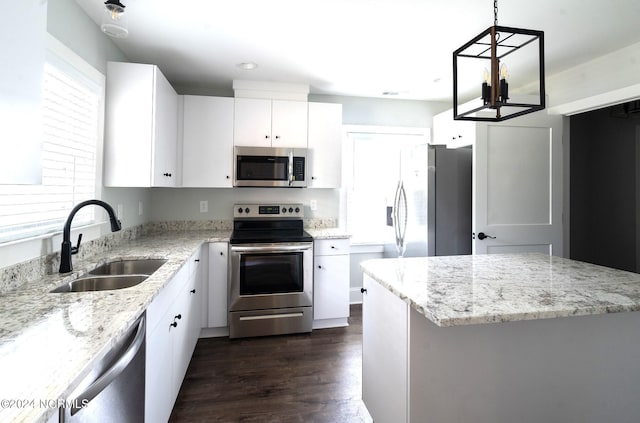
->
(147, 263, 189, 332)
(314, 238, 350, 256)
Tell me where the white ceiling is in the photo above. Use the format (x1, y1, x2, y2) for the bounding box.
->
(74, 0, 640, 102)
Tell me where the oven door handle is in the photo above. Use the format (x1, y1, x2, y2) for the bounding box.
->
(231, 244, 312, 253)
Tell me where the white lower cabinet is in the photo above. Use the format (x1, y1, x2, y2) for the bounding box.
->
(313, 238, 350, 329)
(207, 242, 229, 332)
(362, 274, 408, 423)
(145, 249, 203, 423)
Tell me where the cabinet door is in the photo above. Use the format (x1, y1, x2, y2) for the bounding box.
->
(271, 100, 308, 148)
(208, 242, 228, 328)
(152, 68, 179, 187)
(182, 96, 234, 187)
(432, 108, 474, 148)
(104, 62, 154, 187)
(171, 277, 191, 399)
(307, 102, 342, 188)
(233, 98, 272, 147)
(0, 1, 46, 184)
(362, 275, 408, 423)
(313, 254, 349, 320)
(146, 314, 174, 423)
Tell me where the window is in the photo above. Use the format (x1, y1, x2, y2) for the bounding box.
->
(345, 127, 430, 253)
(0, 36, 104, 244)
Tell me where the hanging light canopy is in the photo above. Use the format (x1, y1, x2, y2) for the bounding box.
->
(101, 0, 128, 38)
(453, 0, 544, 121)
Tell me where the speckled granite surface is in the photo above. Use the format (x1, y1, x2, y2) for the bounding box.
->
(0, 229, 230, 423)
(306, 227, 350, 239)
(0, 217, 346, 423)
(361, 253, 640, 327)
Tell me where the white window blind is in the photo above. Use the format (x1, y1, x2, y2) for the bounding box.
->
(0, 41, 102, 244)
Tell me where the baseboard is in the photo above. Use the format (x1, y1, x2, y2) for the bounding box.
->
(199, 326, 229, 338)
(312, 317, 349, 329)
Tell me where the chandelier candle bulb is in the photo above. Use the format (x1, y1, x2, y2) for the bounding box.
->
(481, 69, 491, 104)
(499, 63, 509, 102)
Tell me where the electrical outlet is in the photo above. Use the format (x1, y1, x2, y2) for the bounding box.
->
(199, 200, 208, 213)
(138, 201, 143, 216)
(310, 199, 317, 211)
(117, 204, 123, 220)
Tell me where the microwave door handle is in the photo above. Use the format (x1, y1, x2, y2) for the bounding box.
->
(288, 151, 294, 186)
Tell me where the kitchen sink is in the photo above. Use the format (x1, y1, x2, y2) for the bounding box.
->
(88, 259, 167, 276)
(50, 275, 149, 293)
(50, 258, 167, 293)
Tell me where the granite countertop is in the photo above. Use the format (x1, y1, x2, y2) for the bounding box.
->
(306, 228, 350, 239)
(361, 253, 640, 327)
(0, 230, 230, 423)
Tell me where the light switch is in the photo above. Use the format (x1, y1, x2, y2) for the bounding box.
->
(200, 200, 208, 213)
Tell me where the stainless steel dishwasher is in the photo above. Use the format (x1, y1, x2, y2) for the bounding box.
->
(59, 313, 146, 422)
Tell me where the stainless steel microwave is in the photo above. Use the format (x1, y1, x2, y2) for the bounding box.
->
(234, 146, 307, 188)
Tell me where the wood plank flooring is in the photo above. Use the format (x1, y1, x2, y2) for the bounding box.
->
(169, 305, 372, 422)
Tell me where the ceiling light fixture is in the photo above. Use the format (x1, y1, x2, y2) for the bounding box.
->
(101, 0, 128, 39)
(453, 0, 545, 121)
(237, 62, 258, 70)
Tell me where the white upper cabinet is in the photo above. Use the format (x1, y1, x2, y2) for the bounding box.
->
(182, 95, 234, 187)
(307, 102, 343, 188)
(233, 98, 308, 148)
(432, 108, 474, 148)
(0, 1, 46, 184)
(104, 62, 179, 187)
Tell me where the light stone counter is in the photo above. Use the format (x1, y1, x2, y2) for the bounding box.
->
(0, 230, 230, 423)
(361, 253, 640, 327)
(306, 227, 350, 240)
(361, 253, 640, 423)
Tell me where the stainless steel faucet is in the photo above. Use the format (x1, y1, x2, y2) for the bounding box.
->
(59, 199, 122, 273)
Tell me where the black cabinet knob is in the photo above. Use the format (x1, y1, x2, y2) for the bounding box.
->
(361, 288, 367, 294)
(170, 322, 177, 328)
(190, 289, 196, 294)
(318, 265, 322, 269)
(174, 314, 182, 320)
(220, 252, 224, 256)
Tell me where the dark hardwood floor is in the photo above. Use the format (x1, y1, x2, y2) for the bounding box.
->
(169, 304, 371, 423)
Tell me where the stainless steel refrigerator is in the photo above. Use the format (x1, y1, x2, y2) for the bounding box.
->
(388, 144, 472, 257)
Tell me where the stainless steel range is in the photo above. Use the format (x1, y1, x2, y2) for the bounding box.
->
(229, 203, 313, 338)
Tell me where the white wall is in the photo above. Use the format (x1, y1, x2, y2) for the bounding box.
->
(150, 188, 338, 222)
(0, 0, 148, 270)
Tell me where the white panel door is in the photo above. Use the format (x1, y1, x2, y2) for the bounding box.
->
(473, 112, 563, 255)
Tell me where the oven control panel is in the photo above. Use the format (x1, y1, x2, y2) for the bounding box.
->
(234, 203, 305, 218)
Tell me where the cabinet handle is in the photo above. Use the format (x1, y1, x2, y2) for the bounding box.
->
(265, 135, 270, 139)
(275, 135, 280, 139)
(163, 172, 172, 177)
(174, 314, 182, 320)
(190, 289, 196, 294)
(361, 288, 367, 294)
(311, 176, 316, 180)
(170, 322, 177, 328)
(194, 259, 200, 262)
(317, 265, 323, 269)
(220, 252, 224, 256)
(331, 245, 336, 249)
(226, 175, 230, 179)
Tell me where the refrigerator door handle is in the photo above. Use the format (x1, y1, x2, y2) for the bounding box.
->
(393, 180, 408, 257)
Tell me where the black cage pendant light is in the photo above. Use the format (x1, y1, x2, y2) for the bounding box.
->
(453, 0, 545, 121)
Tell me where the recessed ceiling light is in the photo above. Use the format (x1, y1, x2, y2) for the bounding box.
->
(237, 62, 258, 70)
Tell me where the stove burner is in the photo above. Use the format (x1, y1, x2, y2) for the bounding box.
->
(230, 203, 312, 244)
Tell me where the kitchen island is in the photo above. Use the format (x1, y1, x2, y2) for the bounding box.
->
(360, 253, 640, 423)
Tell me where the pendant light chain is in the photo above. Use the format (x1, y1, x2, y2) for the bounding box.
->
(494, 0, 498, 26)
